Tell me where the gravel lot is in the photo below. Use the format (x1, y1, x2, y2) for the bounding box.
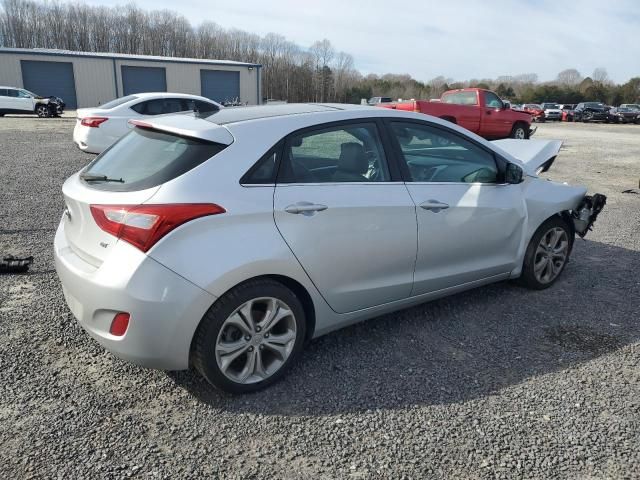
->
(1, 116, 639, 479)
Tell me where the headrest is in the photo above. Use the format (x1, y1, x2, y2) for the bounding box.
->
(338, 142, 368, 174)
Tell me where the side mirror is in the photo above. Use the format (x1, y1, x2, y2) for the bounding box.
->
(505, 163, 524, 184)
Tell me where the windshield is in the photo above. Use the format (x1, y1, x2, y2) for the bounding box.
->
(82, 127, 226, 191)
(99, 95, 139, 109)
(543, 103, 560, 109)
(584, 102, 604, 108)
(19, 89, 37, 97)
(526, 104, 542, 109)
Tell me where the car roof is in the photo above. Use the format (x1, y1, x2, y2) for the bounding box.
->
(203, 103, 372, 125)
(127, 92, 214, 101)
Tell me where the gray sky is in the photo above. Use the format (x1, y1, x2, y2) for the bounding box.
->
(81, 0, 639, 83)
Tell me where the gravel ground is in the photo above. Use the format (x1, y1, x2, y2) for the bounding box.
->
(0, 117, 639, 479)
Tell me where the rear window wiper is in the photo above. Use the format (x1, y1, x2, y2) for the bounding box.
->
(80, 172, 125, 183)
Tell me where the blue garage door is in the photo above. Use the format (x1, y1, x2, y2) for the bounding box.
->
(121, 66, 167, 96)
(21, 60, 77, 109)
(201, 70, 240, 103)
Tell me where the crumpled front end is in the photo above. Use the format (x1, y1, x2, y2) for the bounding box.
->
(572, 193, 607, 238)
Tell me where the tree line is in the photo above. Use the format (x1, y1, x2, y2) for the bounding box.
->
(1, 0, 638, 105)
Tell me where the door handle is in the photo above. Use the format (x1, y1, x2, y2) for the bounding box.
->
(284, 202, 328, 215)
(420, 200, 449, 213)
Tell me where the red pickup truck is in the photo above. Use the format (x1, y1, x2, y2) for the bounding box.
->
(378, 88, 534, 140)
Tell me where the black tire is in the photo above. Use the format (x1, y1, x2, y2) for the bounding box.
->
(582, 111, 593, 122)
(510, 122, 529, 139)
(518, 216, 574, 290)
(35, 105, 49, 118)
(192, 279, 307, 394)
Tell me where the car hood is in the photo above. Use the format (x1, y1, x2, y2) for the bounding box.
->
(491, 139, 562, 176)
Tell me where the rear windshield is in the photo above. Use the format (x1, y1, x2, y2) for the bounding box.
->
(99, 95, 139, 109)
(441, 91, 478, 106)
(82, 127, 225, 191)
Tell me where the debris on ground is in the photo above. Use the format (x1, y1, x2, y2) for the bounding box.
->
(0, 255, 34, 274)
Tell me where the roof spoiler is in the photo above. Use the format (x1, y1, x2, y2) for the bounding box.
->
(128, 115, 233, 145)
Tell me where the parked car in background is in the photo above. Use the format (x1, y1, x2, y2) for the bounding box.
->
(377, 88, 534, 139)
(0, 86, 65, 117)
(522, 104, 546, 122)
(541, 103, 562, 121)
(607, 107, 640, 124)
(368, 96, 393, 105)
(54, 103, 606, 393)
(560, 104, 576, 122)
(574, 102, 608, 122)
(73, 92, 221, 154)
(619, 104, 640, 111)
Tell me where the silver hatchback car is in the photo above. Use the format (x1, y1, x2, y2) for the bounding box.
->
(54, 104, 605, 393)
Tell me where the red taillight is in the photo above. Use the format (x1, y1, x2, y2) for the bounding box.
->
(90, 203, 225, 252)
(80, 117, 108, 128)
(110, 312, 130, 336)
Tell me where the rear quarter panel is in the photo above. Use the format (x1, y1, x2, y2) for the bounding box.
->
(144, 139, 336, 334)
(418, 101, 482, 133)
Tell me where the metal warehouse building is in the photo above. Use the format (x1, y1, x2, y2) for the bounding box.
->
(0, 48, 261, 109)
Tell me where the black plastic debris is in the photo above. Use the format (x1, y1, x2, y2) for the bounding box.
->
(0, 255, 34, 274)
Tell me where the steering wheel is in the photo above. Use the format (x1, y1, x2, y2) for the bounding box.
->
(365, 150, 382, 181)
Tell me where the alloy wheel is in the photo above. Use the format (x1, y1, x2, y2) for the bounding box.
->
(533, 227, 569, 284)
(514, 127, 526, 139)
(215, 297, 297, 384)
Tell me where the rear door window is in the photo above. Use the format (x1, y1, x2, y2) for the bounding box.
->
(279, 123, 390, 183)
(130, 98, 193, 115)
(82, 127, 226, 191)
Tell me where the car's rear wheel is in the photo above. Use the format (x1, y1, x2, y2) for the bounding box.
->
(510, 123, 529, 139)
(519, 217, 573, 290)
(192, 279, 306, 394)
(35, 105, 49, 118)
(582, 111, 593, 122)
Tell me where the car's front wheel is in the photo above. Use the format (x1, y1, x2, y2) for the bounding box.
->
(192, 279, 306, 393)
(510, 123, 529, 139)
(35, 105, 49, 118)
(519, 216, 573, 290)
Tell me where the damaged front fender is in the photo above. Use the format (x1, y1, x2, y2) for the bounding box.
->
(523, 179, 606, 242)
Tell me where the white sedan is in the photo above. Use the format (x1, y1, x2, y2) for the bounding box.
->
(73, 92, 221, 154)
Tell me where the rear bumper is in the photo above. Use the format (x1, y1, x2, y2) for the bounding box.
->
(54, 221, 216, 370)
(72, 123, 115, 154)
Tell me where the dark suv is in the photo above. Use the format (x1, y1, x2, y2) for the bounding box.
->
(574, 102, 608, 122)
